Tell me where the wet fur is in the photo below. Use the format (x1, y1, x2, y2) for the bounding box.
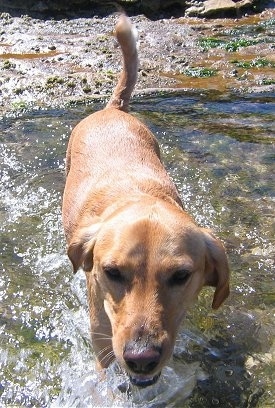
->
(62, 15, 230, 386)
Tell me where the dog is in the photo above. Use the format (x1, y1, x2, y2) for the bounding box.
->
(62, 15, 230, 388)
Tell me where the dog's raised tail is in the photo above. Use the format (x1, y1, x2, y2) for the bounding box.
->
(106, 15, 138, 112)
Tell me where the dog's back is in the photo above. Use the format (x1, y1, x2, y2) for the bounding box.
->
(62, 15, 181, 239)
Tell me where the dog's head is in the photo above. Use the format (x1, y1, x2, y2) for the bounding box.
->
(68, 200, 229, 387)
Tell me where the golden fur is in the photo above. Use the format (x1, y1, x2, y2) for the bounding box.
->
(62, 15, 230, 388)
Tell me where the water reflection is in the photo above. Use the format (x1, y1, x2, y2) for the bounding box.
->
(0, 93, 274, 407)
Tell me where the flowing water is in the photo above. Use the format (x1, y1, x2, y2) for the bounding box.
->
(0, 92, 274, 407)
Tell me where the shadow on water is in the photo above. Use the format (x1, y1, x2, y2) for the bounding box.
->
(1, 2, 269, 21)
(0, 2, 205, 20)
(0, 92, 274, 407)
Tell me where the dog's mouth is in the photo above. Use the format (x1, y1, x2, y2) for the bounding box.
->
(129, 372, 161, 388)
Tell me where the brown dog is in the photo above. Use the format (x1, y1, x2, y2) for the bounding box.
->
(62, 15, 230, 388)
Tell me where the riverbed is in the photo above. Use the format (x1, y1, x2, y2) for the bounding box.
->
(0, 8, 274, 117)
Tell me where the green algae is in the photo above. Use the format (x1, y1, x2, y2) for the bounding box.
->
(231, 58, 275, 69)
(184, 67, 218, 78)
(198, 37, 260, 52)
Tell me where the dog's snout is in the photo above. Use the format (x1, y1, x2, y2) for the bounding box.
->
(123, 345, 161, 374)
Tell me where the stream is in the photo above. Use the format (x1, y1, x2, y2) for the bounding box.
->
(0, 91, 274, 407)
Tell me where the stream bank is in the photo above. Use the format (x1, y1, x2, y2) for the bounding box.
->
(0, 6, 274, 117)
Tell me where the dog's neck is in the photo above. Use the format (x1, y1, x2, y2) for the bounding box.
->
(78, 192, 183, 229)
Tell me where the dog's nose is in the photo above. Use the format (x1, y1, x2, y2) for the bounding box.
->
(123, 345, 161, 374)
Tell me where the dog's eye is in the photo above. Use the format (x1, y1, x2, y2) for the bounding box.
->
(169, 270, 190, 286)
(104, 266, 124, 282)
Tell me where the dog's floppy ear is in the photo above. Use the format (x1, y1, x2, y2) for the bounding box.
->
(67, 223, 102, 273)
(202, 229, 230, 310)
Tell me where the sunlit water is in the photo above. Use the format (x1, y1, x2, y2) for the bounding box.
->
(0, 93, 274, 407)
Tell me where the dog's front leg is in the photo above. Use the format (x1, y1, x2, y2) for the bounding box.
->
(86, 272, 113, 369)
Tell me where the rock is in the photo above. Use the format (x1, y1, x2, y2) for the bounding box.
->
(185, 0, 261, 17)
(201, 0, 254, 16)
(185, 5, 205, 17)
